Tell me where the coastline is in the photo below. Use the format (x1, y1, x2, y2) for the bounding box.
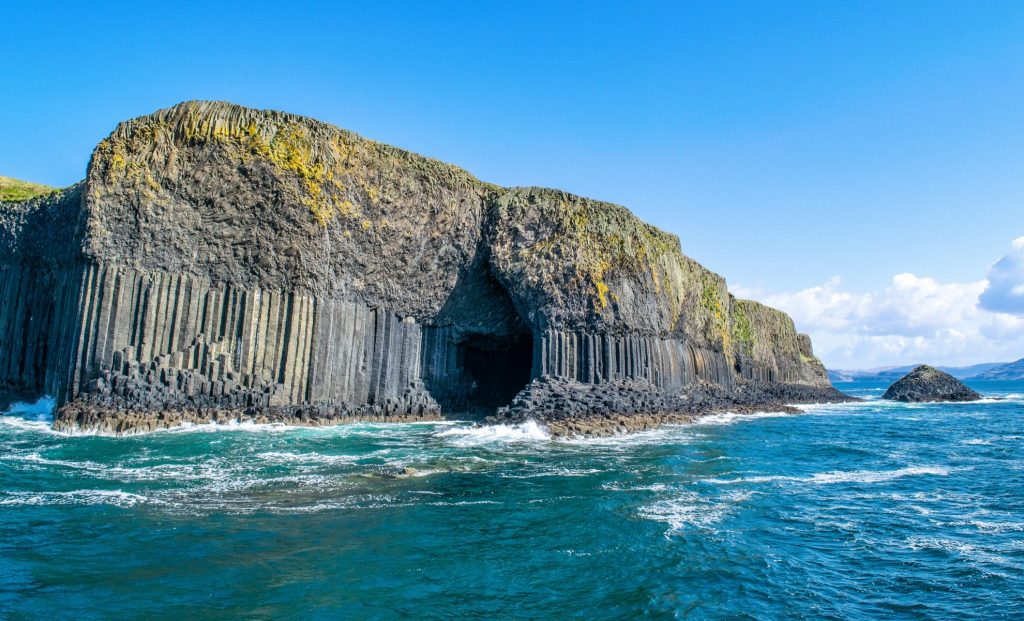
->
(538, 404, 797, 438)
(52, 404, 445, 435)
(49, 380, 857, 437)
(485, 376, 857, 437)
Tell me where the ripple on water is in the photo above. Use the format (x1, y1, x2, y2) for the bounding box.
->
(1, 381, 1022, 619)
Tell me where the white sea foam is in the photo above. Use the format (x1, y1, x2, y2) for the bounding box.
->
(163, 420, 293, 434)
(0, 489, 152, 508)
(3, 396, 55, 419)
(256, 451, 359, 466)
(639, 489, 754, 534)
(0, 396, 57, 434)
(2, 450, 259, 485)
(704, 465, 950, 487)
(702, 474, 798, 485)
(558, 424, 694, 447)
(601, 482, 671, 492)
(970, 519, 1024, 534)
(5, 452, 110, 472)
(795, 399, 904, 413)
(501, 467, 602, 479)
(808, 466, 949, 484)
(639, 496, 727, 532)
(905, 537, 1018, 571)
(0, 416, 58, 434)
(696, 411, 794, 426)
(436, 420, 550, 445)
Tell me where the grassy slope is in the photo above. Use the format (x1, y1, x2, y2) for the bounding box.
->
(0, 176, 56, 202)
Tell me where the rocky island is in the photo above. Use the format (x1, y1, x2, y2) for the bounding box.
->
(0, 101, 851, 436)
(882, 365, 982, 403)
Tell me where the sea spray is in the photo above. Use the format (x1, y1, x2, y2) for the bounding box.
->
(0, 379, 1021, 619)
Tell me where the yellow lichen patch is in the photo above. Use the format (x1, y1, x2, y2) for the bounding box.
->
(595, 281, 611, 309)
(365, 185, 380, 204)
(525, 195, 688, 315)
(337, 200, 358, 218)
(144, 172, 161, 192)
(110, 152, 127, 175)
(169, 109, 339, 226)
(306, 198, 334, 227)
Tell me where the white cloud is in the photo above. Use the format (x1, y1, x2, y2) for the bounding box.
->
(732, 241, 1024, 368)
(979, 236, 1024, 314)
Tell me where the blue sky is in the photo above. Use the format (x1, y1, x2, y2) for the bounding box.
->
(2, 1, 1022, 367)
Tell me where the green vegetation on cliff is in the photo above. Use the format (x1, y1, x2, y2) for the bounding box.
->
(73, 100, 830, 390)
(92, 101, 483, 230)
(0, 176, 56, 202)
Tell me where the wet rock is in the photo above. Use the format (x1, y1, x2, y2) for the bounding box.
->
(882, 365, 981, 402)
(487, 376, 855, 438)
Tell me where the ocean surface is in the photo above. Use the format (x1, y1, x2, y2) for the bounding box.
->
(1, 381, 1022, 620)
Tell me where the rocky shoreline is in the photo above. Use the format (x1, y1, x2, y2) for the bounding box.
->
(486, 376, 857, 437)
(52, 376, 857, 437)
(52, 403, 444, 435)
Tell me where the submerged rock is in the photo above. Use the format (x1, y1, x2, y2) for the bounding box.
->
(882, 365, 981, 403)
(0, 101, 850, 434)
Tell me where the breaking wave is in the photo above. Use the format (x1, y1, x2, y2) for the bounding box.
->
(436, 420, 551, 445)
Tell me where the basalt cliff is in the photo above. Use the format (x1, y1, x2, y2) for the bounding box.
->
(0, 101, 848, 435)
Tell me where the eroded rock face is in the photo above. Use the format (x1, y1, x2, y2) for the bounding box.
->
(0, 101, 843, 433)
(882, 365, 981, 402)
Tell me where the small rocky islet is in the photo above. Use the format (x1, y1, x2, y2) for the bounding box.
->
(0, 101, 854, 437)
(882, 365, 982, 403)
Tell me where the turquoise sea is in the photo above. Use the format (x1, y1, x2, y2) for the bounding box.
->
(1, 381, 1022, 620)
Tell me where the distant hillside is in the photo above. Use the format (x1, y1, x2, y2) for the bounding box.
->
(0, 176, 56, 202)
(828, 362, 1007, 383)
(972, 358, 1024, 380)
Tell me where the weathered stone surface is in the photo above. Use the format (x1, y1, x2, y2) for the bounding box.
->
(0, 101, 847, 434)
(488, 375, 853, 437)
(882, 365, 981, 403)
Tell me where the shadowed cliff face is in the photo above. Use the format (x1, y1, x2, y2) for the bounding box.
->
(0, 101, 833, 429)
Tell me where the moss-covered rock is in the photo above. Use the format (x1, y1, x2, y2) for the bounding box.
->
(0, 100, 837, 434)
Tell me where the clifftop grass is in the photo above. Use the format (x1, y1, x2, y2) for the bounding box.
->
(0, 176, 56, 202)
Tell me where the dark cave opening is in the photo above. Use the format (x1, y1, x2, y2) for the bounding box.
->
(457, 332, 533, 412)
(422, 251, 538, 417)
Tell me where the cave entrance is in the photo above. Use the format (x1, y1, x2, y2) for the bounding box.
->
(457, 332, 533, 413)
(422, 252, 536, 418)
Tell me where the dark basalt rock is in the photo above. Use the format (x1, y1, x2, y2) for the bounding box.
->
(487, 375, 856, 437)
(882, 365, 981, 403)
(0, 101, 850, 434)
